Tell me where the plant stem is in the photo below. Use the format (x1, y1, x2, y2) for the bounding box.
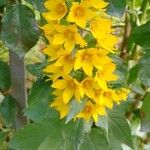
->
(9, 51, 28, 128)
(132, 0, 136, 8)
(120, 12, 131, 59)
(130, 0, 149, 58)
(139, 0, 149, 23)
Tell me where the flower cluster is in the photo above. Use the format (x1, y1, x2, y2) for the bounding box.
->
(42, 0, 130, 122)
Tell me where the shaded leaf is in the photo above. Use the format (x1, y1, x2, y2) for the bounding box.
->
(1, 4, 40, 56)
(9, 119, 87, 150)
(0, 0, 6, 7)
(0, 61, 11, 90)
(26, 0, 45, 12)
(131, 21, 150, 48)
(24, 78, 55, 122)
(81, 128, 109, 150)
(141, 92, 150, 132)
(139, 50, 150, 87)
(107, 0, 126, 18)
(0, 96, 17, 127)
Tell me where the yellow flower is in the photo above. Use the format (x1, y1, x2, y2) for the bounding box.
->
(43, 0, 67, 21)
(43, 65, 65, 81)
(51, 97, 69, 118)
(42, 0, 129, 122)
(54, 51, 75, 74)
(92, 88, 102, 103)
(68, 2, 96, 28)
(90, 17, 112, 39)
(99, 89, 114, 108)
(82, 0, 108, 9)
(74, 48, 108, 76)
(41, 20, 57, 33)
(80, 77, 98, 98)
(52, 24, 86, 51)
(96, 48, 112, 66)
(52, 76, 80, 103)
(76, 101, 106, 122)
(43, 45, 65, 61)
(95, 63, 118, 90)
(90, 17, 118, 52)
(113, 88, 130, 103)
(41, 21, 58, 43)
(97, 35, 118, 52)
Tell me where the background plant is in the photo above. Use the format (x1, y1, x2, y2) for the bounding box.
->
(0, 0, 150, 150)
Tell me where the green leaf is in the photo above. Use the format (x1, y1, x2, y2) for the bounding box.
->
(139, 50, 150, 87)
(24, 101, 58, 123)
(84, 33, 96, 48)
(38, 120, 86, 150)
(0, 61, 11, 90)
(26, 63, 46, 77)
(9, 120, 52, 150)
(24, 78, 55, 122)
(141, 92, 150, 132)
(1, 4, 40, 56)
(131, 21, 150, 48)
(26, 63, 45, 77)
(128, 64, 139, 84)
(0, 96, 17, 127)
(0, 0, 6, 7)
(96, 104, 133, 148)
(107, 111, 133, 148)
(81, 128, 109, 150)
(110, 54, 128, 87)
(27, 78, 53, 105)
(26, 0, 45, 12)
(9, 119, 87, 150)
(66, 99, 86, 123)
(107, 0, 126, 18)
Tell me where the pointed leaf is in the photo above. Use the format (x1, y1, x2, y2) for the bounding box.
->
(107, 0, 126, 18)
(141, 92, 150, 132)
(1, 4, 40, 56)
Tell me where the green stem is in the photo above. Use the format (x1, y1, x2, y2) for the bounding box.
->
(132, 0, 136, 8)
(130, 0, 149, 57)
(139, 0, 149, 23)
(9, 51, 28, 128)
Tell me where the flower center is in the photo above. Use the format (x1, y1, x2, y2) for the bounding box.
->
(84, 105, 92, 114)
(73, 6, 85, 18)
(68, 81, 76, 89)
(64, 55, 74, 63)
(103, 91, 111, 98)
(83, 80, 92, 88)
(82, 54, 92, 62)
(64, 29, 75, 40)
(56, 3, 66, 15)
(95, 89, 101, 97)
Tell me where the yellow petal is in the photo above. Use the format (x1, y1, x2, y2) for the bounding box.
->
(63, 62, 74, 73)
(63, 88, 74, 103)
(97, 79, 108, 90)
(55, 56, 65, 66)
(52, 80, 67, 89)
(52, 35, 65, 45)
(64, 40, 75, 51)
(82, 62, 93, 76)
(74, 57, 82, 70)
